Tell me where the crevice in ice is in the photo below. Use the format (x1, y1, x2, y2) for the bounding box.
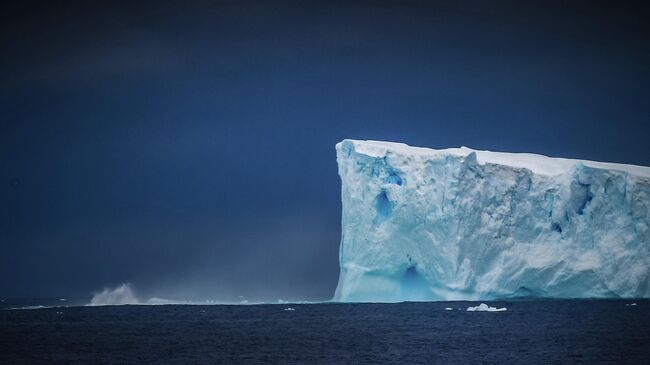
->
(577, 193, 593, 215)
(551, 222, 562, 233)
(570, 182, 594, 215)
(545, 189, 556, 218)
(375, 190, 392, 221)
(385, 172, 403, 186)
(399, 266, 432, 301)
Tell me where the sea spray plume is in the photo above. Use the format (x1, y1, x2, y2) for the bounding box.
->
(87, 283, 204, 305)
(88, 283, 140, 306)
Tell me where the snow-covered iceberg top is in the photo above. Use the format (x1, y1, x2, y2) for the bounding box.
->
(333, 139, 650, 302)
(348, 140, 650, 178)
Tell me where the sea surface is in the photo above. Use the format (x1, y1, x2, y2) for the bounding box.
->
(1, 300, 648, 364)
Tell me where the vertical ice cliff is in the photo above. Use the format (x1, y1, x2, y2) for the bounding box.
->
(333, 139, 650, 302)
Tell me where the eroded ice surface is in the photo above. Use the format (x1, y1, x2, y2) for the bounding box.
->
(333, 139, 650, 302)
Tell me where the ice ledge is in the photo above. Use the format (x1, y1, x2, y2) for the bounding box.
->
(337, 139, 650, 178)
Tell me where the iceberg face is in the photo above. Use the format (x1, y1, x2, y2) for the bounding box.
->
(333, 139, 650, 302)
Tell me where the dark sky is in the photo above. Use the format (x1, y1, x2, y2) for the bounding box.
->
(1, 0, 649, 301)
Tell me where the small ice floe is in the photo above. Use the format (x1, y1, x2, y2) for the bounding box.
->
(444, 307, 453, 311)
(283, 307, 295, 311)
(59, 298, 66, 302)
(466, 303, 507, 312)
(625, 303, 638, 307)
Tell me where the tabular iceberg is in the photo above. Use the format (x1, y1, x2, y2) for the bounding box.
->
(333, 139, 650, 302)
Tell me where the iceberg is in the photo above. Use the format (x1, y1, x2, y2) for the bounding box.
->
(333, 139, 650, 302)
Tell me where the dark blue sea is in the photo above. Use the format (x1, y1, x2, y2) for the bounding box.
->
(1, 300, 648, 364)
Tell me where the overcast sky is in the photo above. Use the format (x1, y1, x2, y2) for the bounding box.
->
(1, 0, 649, 301)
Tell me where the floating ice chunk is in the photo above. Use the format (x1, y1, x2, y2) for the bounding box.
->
(444, 307, 453, 311)
(626, 303, 638, 306)
(466, 303, 507, 312)
(283, 307, 295, 311)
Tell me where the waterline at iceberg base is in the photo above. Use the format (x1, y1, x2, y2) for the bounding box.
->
(333, 139, 650, 302)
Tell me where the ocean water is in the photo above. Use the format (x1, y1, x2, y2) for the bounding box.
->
(1, 300, 648, 364)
